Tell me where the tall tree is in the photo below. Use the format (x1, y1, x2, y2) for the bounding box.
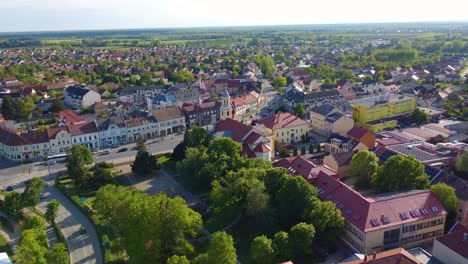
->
(206, 232, 237, 264)
(46, 243, 69, 264)
(294, 103, 305, 118)
(259, 55, 275, 79)
(304, 200, 344, 245)
(50, 98, 64, 113)
(372, 155, 430, 193)
(272, 231, 290, 262)
(4, 191, 23, 218)
(17, 229, 48, 264)
(349, 150, 379, 187)
(411, 108, 429, 125)
(289, 222, 315, 257)
(45, 200, 60, 224)
(187, 126, 210, 148)
(273, 76, 287, 88)
(21, 177, 45, 207)
(250, 235, 275, 264)
(430, 183, 458, 213)
(0, 95, 14, 119)
(66, 145, 93, 185)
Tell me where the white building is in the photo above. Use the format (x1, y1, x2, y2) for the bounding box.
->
(124, 117, 159, 142)
(151, 106, 186, 136)
(69, 121, 100, 150)
(64, 85, 101, 110)
(96, 116, 128, 148)
(47, 127, 72, 155)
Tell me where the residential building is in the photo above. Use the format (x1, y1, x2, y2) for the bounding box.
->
(422, 124, 457, 138)
(310, 104, 354, 136)
(215, 118, 274, 160)
(323, 151, 355, 177)
(58, 110, 83, 125)
(172, 87, 200, 106)
(47, 127, 72, 155)
(256, 112, 309, 144)
(402, 128, 438, 142)
(69, 121, 100, 150)
(0, 126, 50, 161)
(347, 127, 376, 150)
(124, 117, 158, 142)
(325, 133, 367, 154)
(274, 156, 341, 182)
(285, 88, 344, 111)
(64, 84, 101, 110)
(118, 85, 160, 108)
(95, 116, 128, 148)
(152, 93, 178, 110)
(230, 91, 260, 120)
(350, 94, 415, 132)
(151, 106, 186, 136)
(432, 223, 468, 264)
(183, 101, 220, 128)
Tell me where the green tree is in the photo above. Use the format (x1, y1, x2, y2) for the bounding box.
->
(187, 126, 210, 148)
(294, 103, 305, 118)
(456, 152, 468, 178)
(250, 235, 275, 264)
(1, 95, 14, 119)
(51, 98, 64, 113)
(207, 232, 237, 264)
(94, 185, 202, 263)
(292, 148, 298, 156)
(259, 55, 275, 79)
(93, 163, 114, 185)
(272, 231, 290, 262)
(167, 255, 190, 264)
(4, 191, 23, 218)
(136, 136, 147, 153)
(173, 69, 195, 83)
(192, 253, 208, 264)
(289, 222, 315, 257)
(66, 145, 93, 185)
(45, 200, 60, 224)
(21, 177, 45, 207)
(131, 150, 158, 175)
(46, 243, 69, 264)
(273, 76, 287, 88)
(430, 183, 458, 213)
(372, 155, 430, 192)
(349, 150, 379, 187)
(411, 108, 429, 125)
(24, 216, 46, 230)
(305, 201, 344, 245)
(17, 229, 48, 264)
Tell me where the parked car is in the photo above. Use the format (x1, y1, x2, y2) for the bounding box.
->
(79, 227, 87, 235)
(5, 186, 13, 192)
(117, 148, 128, 153)
(101, 150, 111, 155)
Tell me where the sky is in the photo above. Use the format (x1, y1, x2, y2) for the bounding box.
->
(1, 0, 468, 32)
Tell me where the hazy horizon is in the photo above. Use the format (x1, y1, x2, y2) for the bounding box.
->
(2, 0, 468, 32)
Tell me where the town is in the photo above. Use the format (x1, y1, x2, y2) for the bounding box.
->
(0, 22, 466, 264)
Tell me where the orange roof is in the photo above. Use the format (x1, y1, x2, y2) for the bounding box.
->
(340, 248, 421, 264)
(257, 113, 308, 130)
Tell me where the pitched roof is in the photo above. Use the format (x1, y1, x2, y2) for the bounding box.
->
(0, 126, 25, 146)
(331, 151, 355, 166)
(308, 171, 446, 232)
(58, 110, 83, 125)
(423, 124, 457, 135)
(435, 223, 468, 259)
(151, 106, 183, 122)
(68, 121, 98, 136)
(253, 142, 271, 153)
(257, 113, 308, 130)
(310, 104, 336, 116)
(341, 248, 422, 264)
(347, 127, 371, 139)
(47, 126, 70, 140)
(216, 118, 253, 142)
(274, 156, 339, 182)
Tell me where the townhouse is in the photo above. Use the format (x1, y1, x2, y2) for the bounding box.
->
(69, 121, 100, 150)
(182, 101, 220, 128)
(310, 104, 354, 136)
(96, 116, 128, 147)
(256, 112, 310, 144)
(0, 126, 50, 161)
(325, 133, 368, 154)
(151, 106, 186, 136)
(124, 117, 158, 142)
(47, 126, 72, 155)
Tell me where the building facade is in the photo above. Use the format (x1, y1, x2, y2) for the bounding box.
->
(64, 85, 101, 110)
(257, 112, 309, 144)
(96, 116, 128, 147)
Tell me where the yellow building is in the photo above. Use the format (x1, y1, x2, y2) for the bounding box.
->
(312, 172, 447, 255)
(350, 95, 415, 132)
(257, 113, 309, 144)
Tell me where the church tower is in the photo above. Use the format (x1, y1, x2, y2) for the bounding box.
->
(220, 89, 232, 120)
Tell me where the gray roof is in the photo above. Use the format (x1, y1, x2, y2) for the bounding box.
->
(387, 142, 457, 162)
(96, 116, 125, 131)
(310, 104, 336, 116)
(65, 85, 92, 99)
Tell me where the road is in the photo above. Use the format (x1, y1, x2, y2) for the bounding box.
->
(0, 135, 183, 264)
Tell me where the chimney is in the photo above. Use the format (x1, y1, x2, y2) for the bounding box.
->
(364, 255, 368, 261)
(464, 233, 468, 242)
(373, 252, 377, 259)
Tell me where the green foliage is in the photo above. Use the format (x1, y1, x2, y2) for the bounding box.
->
(46, 243, 69, 264)
(167, 255, 190, 264)
(186, 126, 210, 148)
(456, 152, 468, 177)
(411, 108, 429, 125)
(94, 185, 202, 263)
(250, 235, 275, 264)
(21, 177, 45, 207)
(45, 200, 60, 224)
(17, 228, 48, 264)
(272, 231, 291, 262)
(273, 76, 287, 88)
(294, 103, 305, 118)
(24, 216, 46, 230)
(206, 232, 237, 264)
(430, 183, 458, 213)
(0, 96, 14, 119)
(51, 98, 65, 113)
(349, 150, 379, 187)
(192, 253, 208, 264)
(4, 191, 23, 218)
(372, 155, 430, 193)
(304, 201, 344, 245)
(258, 55, 275, 79)
(131, 150, 158, 175)
(373, 48, 418, 64)
(172, 68, 195, 83)
(289, 222, 315, 257)
(66, 145, 94, 186)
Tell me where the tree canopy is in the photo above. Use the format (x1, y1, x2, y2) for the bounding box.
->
(371, 155, 430, 193)
(349, 150, 379, 187)
(206, 232, 237, 264)
(430, 183, 458, 213)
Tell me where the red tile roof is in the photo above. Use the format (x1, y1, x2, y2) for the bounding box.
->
(257, 113, 308, 130)
(274, 156, 340, 182)
(403, 128, 437, 140)
(68, 121, 98, 136)
(216, 118, 252, 142)
(0, 126, 26, 146)
(435, 223, 468, 258)
(423, 124, 457, 135)
(347, 127, 371, 139)
(244, 131, 262, 145)
(46, 126, 69, 140)
(376, 138, 402, 147)
(253, 143, 271, 153)
(58, 110, 83, 125)
(341, 248, 421, 264)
